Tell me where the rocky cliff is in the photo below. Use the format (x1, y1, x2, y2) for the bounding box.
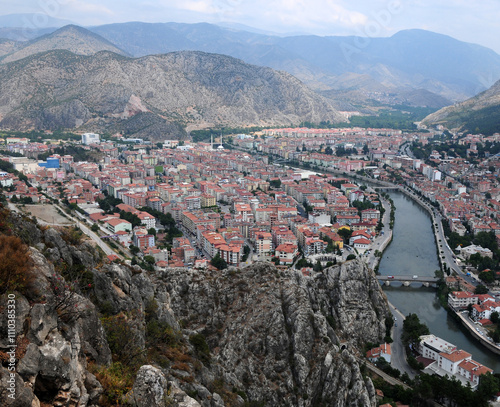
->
(0, 49, 344, 139)
(0, 209, 391, 407)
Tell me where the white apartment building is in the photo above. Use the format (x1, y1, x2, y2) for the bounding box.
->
(81, 133, 100, 145)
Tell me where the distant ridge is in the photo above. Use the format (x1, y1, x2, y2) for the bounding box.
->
(422, 79, 500, 135)
(0, 49, 344, 139)
(90, 23, 500, 104)
(0, 25, 129, 64)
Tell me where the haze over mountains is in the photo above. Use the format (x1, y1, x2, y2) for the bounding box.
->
(0, 18, 500, 135)
(80, 22, 500, 104)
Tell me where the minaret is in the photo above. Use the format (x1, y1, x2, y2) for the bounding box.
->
(211, 134, 213, 150)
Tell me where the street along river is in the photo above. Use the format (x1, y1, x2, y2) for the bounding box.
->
(378, 190, 500, 372)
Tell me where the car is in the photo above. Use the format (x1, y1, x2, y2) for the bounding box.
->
(387, 276, 394, 279)
(413, 275, 418, 279)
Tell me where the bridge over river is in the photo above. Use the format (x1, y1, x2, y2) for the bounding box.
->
(377, 275, 439, 287)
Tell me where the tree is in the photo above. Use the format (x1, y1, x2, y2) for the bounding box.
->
(325, 240, 336, 253)
(147, 227, 156, 236)
(401, 313, 430, 348)
(0, 235, 35, 295)
(337, 228, 353, 243)
(295, 258, 312, 269)
(119, 210, 141, 228)
(129, 245, 140, 256)
(210, 252, 227, 270)
(492, 328, 500, 343)
(91, 223, 99, 232)
(325, 146, 333, 155)
(362, 144, 369, 155)
(269, 179, 282, 189)
(475, 285, 489, 294)
(313, 260, 323, 272)
(476, 372, 499, 401)
(144, 255, 155, 265)
(346, 254, 356, 260)
(491, 311, 499, 323)
(479, 269, 495, 284)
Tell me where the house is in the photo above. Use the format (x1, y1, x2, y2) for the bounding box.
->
(438, 349, 471, 375)
(352, 237, 371, 251)
(457, 359, 493, 387)
(255, 232, 272, 256)
(419, 335, 456, 361)
(137, 212, 156, 229)
(133, 228, 155, 249)
(366, 343, 391, 363)
(447, 291, 478, 310)
(218, 244, 242, 266)
(275, 243, 298, 265)
(361, 208, 380, 221)
(419, 334, 491, 388)
(105, 218, 132, 234)
(471, 301, 500, 321)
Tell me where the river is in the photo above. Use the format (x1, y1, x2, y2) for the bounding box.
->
(378, 191, 500, 372)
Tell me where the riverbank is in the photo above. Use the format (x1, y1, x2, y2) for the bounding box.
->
(285, 162, 500, 369)
(453, 311, 500, 355)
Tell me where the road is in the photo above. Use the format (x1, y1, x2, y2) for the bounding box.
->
(356, 356, 411, 389)
(363, 191, 392, 270)
(73, 216, 118, 257)
(13, 201, 120, 257)
(402, 188, 480, 286)
(54, 204, 121, 258)
(388, 304, 416, 379)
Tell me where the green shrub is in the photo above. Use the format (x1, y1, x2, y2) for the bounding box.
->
(189, 333, 211, 365)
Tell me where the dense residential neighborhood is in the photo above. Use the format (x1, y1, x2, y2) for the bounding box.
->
(2, 126, 500, 402)
(2, 128, 500, 281)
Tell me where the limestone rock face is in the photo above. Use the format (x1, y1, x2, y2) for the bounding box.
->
(125, 365, 201, 407)
(160, 260, 390, 406)
(0, 215, 391, 407)
(0, 247, 109, 407)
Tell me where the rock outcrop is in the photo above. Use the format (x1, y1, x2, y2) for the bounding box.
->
(160, 261, 389, 406)
(0, 247, 110, 406)
(0, 212, 390, 407)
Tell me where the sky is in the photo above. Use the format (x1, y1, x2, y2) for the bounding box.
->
(1, 0, 500, 53)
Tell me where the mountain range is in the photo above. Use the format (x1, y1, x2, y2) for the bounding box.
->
(87, 22, 500, 105)
(0, 47, 343, 139)
(0, 19, 500, 135)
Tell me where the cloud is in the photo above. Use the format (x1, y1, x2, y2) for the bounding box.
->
(0, 0, 499, 52)
(221, 0, 369, 33)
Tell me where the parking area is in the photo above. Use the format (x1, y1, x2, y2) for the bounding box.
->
(21, 204, 72, 225)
